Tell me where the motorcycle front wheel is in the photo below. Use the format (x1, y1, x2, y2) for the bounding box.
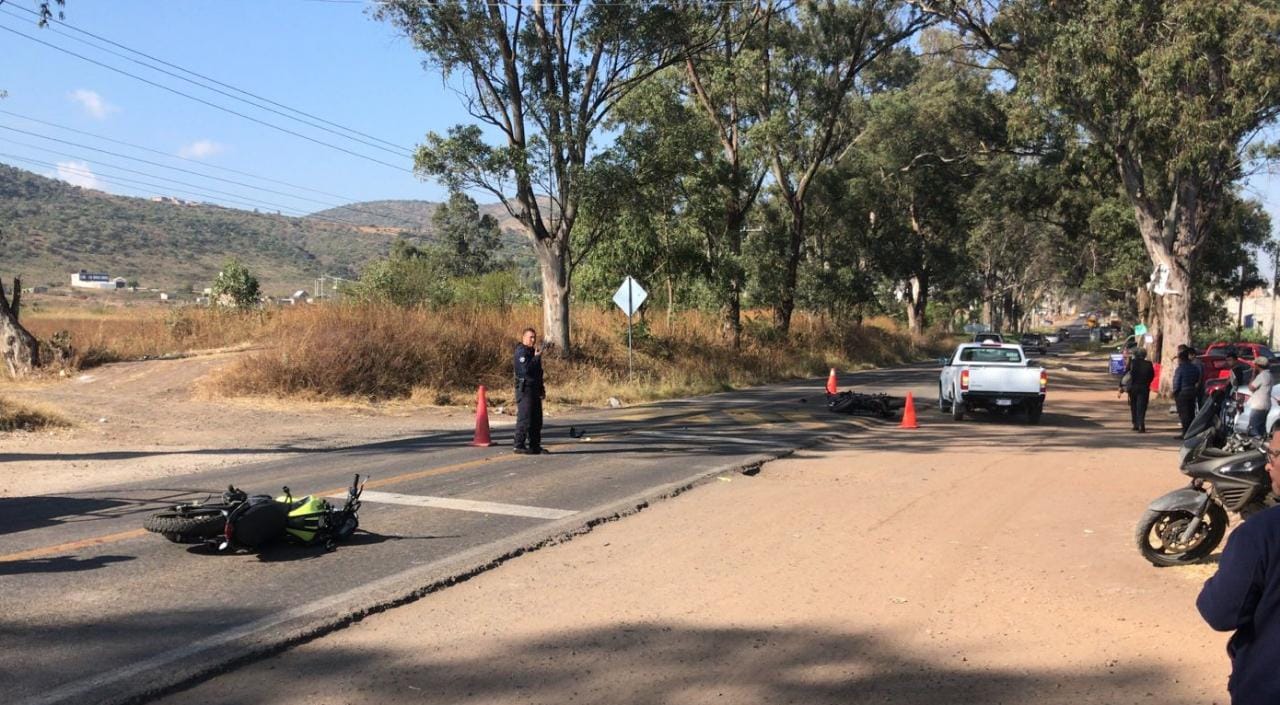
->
(1135, 503, 1228, 567)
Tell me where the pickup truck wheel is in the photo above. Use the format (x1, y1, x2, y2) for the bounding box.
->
(938, 384, 950, 412)
(951, 395, 964, 421)
(1027, 402, 1043, 425)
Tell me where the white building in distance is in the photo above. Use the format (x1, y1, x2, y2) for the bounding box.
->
(71, 270, 126, 290)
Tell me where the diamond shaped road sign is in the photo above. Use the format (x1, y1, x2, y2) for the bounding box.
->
(612, 276, 648, 317)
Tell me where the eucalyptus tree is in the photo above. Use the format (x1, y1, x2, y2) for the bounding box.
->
(431, 191, 503, 277)
(682, 0, 772, 347)
(917, 0, 1280, 389)
(755, 0, 930, 333)
(376, 0, 704, 353)
(573, 69, 711, 323)
(847, 35, 1001, 334)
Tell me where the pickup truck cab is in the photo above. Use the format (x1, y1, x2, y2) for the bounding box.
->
(939, 342, 1047, 424)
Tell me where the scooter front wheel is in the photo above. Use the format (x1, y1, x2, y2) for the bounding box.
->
(1135, 503, 1228, 567)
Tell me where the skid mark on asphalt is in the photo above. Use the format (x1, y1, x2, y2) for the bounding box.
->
(341, 490, 576, 520)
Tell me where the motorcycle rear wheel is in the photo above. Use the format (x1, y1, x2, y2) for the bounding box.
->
(1135, 503, 1228, 567)
(143, 506, 228, 543)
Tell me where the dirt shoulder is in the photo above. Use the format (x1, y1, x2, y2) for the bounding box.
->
(0, 351, 488, 496)
(153, 360, 1230, 705)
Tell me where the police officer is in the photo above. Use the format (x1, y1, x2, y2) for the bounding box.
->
(1120, 348, 1155, 432)
(513, 327, 545, 454)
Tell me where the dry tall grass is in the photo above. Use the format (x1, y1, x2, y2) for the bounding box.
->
(0, 396, 72, 431)
(204, 304, 945, 406)
(22, 306, 273, 368)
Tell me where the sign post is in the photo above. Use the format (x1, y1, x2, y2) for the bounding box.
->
(612, 276, 648, 381)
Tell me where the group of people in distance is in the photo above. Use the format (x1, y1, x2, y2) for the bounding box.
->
(1119, 344, 1272, 439)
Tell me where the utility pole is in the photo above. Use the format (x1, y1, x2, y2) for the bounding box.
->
(1270, 241, 1279, 349)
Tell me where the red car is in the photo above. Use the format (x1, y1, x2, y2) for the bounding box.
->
(1200, 342, 1274, 394)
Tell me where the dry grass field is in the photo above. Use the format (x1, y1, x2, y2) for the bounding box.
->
(12, 301, 944, 407)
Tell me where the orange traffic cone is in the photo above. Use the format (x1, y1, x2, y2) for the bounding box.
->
(899, 391, 919, 429)
(470, 385, 492, 447)
(826, 368, 838, 395)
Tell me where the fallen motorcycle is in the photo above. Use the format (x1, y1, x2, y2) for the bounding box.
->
(143, 474, 366, 552)
(827, 389, 902, 419)
(1135, 433, 1275, 567)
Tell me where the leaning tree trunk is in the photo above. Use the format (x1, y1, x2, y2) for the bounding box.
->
(905, 272, 928, 336)
(0, 277, 40, 376)
(774, 204, 805, 335)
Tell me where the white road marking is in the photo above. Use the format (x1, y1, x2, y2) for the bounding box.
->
(344, 490, 576, 520)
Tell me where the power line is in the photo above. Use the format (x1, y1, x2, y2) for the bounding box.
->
(0, 108, 379, 204)
(0, 4, 414, 158)
(0, 151, 428, 236)
(0, 110, 441, 232)
(0, 20, 415, 173)
(0, 152, 310, 216)
(0, 139, 322, 215)
(0, 122, 429, 229)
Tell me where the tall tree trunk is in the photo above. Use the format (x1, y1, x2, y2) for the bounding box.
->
(1, 278, 40, 376)
(906, 272, 928, 336)
(532, 237, 570, 353)
(723, 209, 744, 349)
(1157, 265, 1192, 395)
(774, 204, 804, 333)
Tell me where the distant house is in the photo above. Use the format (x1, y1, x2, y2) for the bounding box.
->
(159, 292, 172, 301)
(22, 286, 48, 294)
(286, 289, 311, 305)
(71, 270, 126, 290)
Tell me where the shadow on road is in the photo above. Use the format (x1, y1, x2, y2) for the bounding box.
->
(0, 554, 134, 576)
(0, 492, 212, 536)
(155, 622, 1192, 705)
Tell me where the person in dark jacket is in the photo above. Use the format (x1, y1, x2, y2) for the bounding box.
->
(1120, 348, 1156, 432)
(1172, 349, 1202, 438)
(512, 327, 545, 454)
(1197, 429, 1280, 704)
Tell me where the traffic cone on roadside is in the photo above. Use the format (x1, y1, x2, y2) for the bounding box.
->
(470, 385, 492, 447)
(826, 368, 839, 395)
(899, 391, 919, 429)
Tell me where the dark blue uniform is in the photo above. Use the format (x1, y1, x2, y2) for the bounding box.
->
(513, 342, 544, 452)
(1198, 504, 1280, 704)
(1172, 359, 1202, 436)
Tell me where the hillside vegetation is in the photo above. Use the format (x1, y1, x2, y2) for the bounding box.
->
(0, 164, 526, 292)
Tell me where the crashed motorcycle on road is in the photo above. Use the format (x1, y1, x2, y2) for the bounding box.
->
(143, 474, 366, 552)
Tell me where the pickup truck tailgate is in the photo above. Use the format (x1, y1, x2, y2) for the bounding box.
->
(966, 366, 1042, 394)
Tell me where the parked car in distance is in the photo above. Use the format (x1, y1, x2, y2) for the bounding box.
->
(1200, 342, 1274, 394)
(939, 342, 1047, 424)
(1020, 333, 1049, 355)
(973, 332, 1005, 344)
(1057, 327, 1071, 340)
(1044, 332, 1061, 345)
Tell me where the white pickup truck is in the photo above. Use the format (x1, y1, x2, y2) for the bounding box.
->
(939, 342, 1047, 424)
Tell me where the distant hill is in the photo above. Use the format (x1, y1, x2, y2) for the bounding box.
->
(0, 164, 530, 293)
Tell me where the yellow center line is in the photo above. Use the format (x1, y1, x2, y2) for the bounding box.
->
(0, 452, 538, 564)
(0, 405, 795, 563)
(0, 528, 149, 563)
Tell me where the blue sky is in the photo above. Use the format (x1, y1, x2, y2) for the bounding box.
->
(0, 0, 465, 218)
(1, 0, 1278, 264)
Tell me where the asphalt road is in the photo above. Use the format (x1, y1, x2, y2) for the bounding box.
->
(2, 360, 964, 705)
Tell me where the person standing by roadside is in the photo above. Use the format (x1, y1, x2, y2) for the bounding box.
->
(512, 327, 546, 454)
(1197, 428, 1280, 704)
(1246, 357, 1273, 438)
(1119, 348, 1155, 432)
(1172, 348, 1202, 438)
